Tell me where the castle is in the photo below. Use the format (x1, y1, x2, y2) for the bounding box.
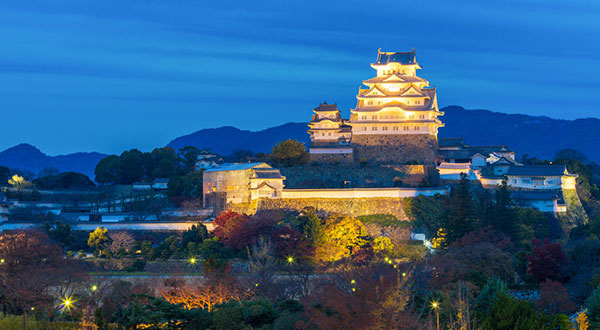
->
(308, 49, 444, 165)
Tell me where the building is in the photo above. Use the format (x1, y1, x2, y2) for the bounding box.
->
(348, 49, 444, 164)
(195, 149, 223, 170)
(203, 163, 286, 208)
(152, 178, 170, 190)
(307, 102, 354, 163)
(505, 165, 577, 190)
(0, 196, 11, 222)
(308, 49, 444, 165)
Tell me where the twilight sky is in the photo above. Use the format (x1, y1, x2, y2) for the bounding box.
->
(1, 0, 599, 155)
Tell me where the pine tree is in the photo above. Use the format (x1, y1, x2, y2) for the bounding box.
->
(444, 174, 477, 246)
(492, 181, 517, 240)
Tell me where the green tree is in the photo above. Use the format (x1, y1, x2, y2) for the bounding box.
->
(585, 285, 600, 329)
(178, 146, 201, 172)
(88, 227, 110, 255)
(151, 147, 178, 179)
(119, 149, 146, 184)
(443, 174, 477, 246)
(270, 139, 309, 167)
(95, 155, 121, 184)
(0, 166, 10, 186)
(480, 293, 552, 330)
(44, 221, 76, 247)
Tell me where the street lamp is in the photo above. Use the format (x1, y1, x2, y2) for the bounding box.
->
(431, 301, 439, 330)
(91, 285, 97, 292)
(286, 256, 294, 264)
(189, 257, 196, 265)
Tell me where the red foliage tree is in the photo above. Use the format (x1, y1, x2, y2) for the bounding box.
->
(0, 230, 73, 313)
(212, 211, 250, 245)
(271, 227, 313, 261)
(536, 279, 576, 315)
(526, 238, 567, 282)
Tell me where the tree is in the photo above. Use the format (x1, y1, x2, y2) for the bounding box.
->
(586, 286, 600, 329)
(34, 171, 95, 189)
(536, 279, 575, 315)
(527, 238, 568, 282)
(109, 231, 135, 254)
(0, 230, 66, 313)
(0, 166, 10, 185)
(88, 227, 110, 255)
(443, 174, 477, 246)
(212, 211, 251, 246)
(119, 149, 146, 184)
(270, 139, 309, 167)
(94, 155, 121, 184)
(44, 221, 76, 247)
(479, 293, 552, 330)
(150, 147, 178, 179)
(317, 216, 369, 262)
(8, 174, 32, 191)
(182, 223, 209, 248)
(178, 146, 201, 172)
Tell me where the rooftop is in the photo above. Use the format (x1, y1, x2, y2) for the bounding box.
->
(375, 50, 417, 65)
(204, 162, 269, 172)
(313, 102, 339, 112)
(253, 169, 284, 179)
(506, 165, 570, 177)
(439, 137, 465, 148)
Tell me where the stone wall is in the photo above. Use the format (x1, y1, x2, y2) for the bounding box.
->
(309, 152, 354, 165)
(257, 197, 409, 220)
(352, 134, 438, 164)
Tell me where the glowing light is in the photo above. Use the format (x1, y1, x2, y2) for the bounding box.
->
(60, 296, 74, 312)
(91, 285, 97, 292)
(352, 288, 356, 292)
(393, 265, 397, 268)
(286, 256, 294, 264)
(351, 279, 356, 285)
(431, 301, 439, 309)
(30, 307, 35, 311)
(0, 258, 4, 263)
(189, 258, 196, 264)
(402, 272, 406, 277)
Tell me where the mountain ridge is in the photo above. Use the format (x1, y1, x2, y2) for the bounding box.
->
(1, 106, 599, 180)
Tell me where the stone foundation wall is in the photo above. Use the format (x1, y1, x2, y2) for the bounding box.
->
(352, 134, 438, 164)
(257, 197, 409, 220)
(309, 152, 354, 165)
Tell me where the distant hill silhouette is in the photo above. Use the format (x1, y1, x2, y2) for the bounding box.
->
(0, 144, 106, 179)
(166, 122, 311, 155)
(167, 106, 600, 163)
(1, 106, 599, 180)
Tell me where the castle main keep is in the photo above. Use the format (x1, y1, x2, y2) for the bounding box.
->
(308, 49, 444, 165)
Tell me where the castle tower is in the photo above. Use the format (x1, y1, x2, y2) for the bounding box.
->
(347, 49, 444, 164)
(307, 102, 353, 164)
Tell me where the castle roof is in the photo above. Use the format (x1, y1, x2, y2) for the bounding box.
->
(375, 50, 416, 65)
(438, 138, 465, 148)
(505, 165, 572, 177)
(205, 162, 270, 172)
(253, 169, 285, 179)
(313, 102, 339, 112)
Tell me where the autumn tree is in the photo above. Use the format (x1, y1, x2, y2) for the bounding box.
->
(317, 216, 369, 262)
(109, 231, 135, 254)
(0, 230, 65, 313)
(527, 238, 568, 282)
(88, 227, 111, 255)
(536, 279, 576, 315)
(270, 139, 309, 167)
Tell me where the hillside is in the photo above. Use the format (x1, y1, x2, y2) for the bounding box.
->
(0, 144, 106, 179)
(1, 106, 599, 179)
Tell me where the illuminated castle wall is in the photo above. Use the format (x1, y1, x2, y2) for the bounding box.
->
(308, 49, 444, 165)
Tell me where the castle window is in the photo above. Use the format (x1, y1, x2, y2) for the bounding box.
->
(328, 133, 331, 136)
(409, 115, 414, 119)
(407, 101, 410, 105)
(361, 115, 367, 120)
(372, 127, 377, 131)
(368, 101, 373, 105)
(403, 126, 409, 131)
(416, 100, 421, 105)
(363, 127, 367, 131)
(372, 115, 377, 120)
(382, 126, 388, 131)
(414, 126, 419, 130)
(420, 115, 425, 119)
(393, 126, 399, 131)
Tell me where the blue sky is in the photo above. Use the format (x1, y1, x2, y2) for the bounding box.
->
(1, 0, 599, 155)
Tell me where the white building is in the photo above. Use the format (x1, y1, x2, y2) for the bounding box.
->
(506, 165, 577, 190)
